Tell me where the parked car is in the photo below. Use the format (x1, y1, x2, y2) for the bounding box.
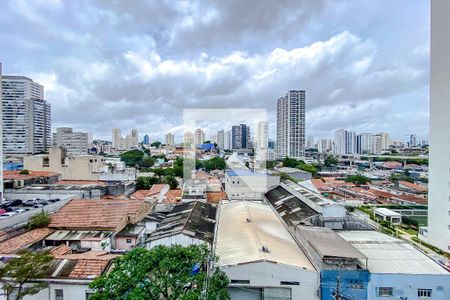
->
(35, 198, 47, 205)
(7, 199, 23, 206)
(48, 198, 60, 203)
(23, 199, 37, 207)
(0, 212, 18, 217)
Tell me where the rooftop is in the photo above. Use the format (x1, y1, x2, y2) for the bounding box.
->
(296, 226, 366, 260)
(338, 231, 448, 275)
(374, 207, 402, 217)
(4, 170, 59, 180)
(226, 169, 268, 177)
(0, 228, 55, 254)
(215, 201, 315, 271)
(146, 201, 216, 243)
(49, 199, 150, 231)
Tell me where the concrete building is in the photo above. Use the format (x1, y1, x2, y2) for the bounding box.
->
(53, 127, 88, 156)
(225, 169, 280, 200)
(423, 0, 450, 253)
(276, 90, 306, 159)
(374, 208, 402, 225)
(357, 133, 374, 154)
(232, 124, 251, 150)
(317, 138, 332, 154)
(2, 75, 51, 155)
(224, 130, 231, 150)
(306, 136, 315, 149)
(112, 128, 121, 149)
(256, 121, 268, 150)
(194, 128, 205, 145)
(216, 129, 224, 149)
(183, 130, 194, 144)
(339, 231, 450, 300)
(165, 132, 175, 146)
(143, 134, 150, 145)
(334, 129, 356, 155)
(214, 201, 319, 300)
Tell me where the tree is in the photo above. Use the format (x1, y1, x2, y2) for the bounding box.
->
(265, 160, 276, 170)
(120, 149, 145, 167)
(282, 157, 304, 168)
(136, 176, 160, 190)
(151, 141, 162, 148)
(345, 174, 371, 186)
(0, 250, 53, 300)
(324, 155, 339, 167)
(163, 175, 178, 189)
(140, 156, 155, 168)
(89, 245, 230, 300)
(297, 163, 317, 175)
(204, 157, 226, 171)
(27, 212, 51, 230)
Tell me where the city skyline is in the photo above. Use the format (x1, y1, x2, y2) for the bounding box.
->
(0, 1, 429, 141)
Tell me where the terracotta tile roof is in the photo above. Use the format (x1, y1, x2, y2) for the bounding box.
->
(4, 170, 59, 180)
(164, 189, 182, 203)
(0, 228, 55, 254)
(69, 259, 110, 279)
(207, 192, 227, 203)
(56, 180, 108, 186)
(49, 199, 151, 232)
(130, 190, 153, 200)
(394, 194, 428, 205)
(398, 181, 427, 192)
(57, 251, 118, 261)
(50, 244, 72, 256)
(149, 184, 168, 195)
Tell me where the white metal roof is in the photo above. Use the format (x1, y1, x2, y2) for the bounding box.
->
(374, 207, 402, 217)
(337, 231, 448, 275)
(215, 201, 316, 271)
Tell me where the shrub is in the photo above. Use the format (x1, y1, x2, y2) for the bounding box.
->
(28, 212, 51, 229)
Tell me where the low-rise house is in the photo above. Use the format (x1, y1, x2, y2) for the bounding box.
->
(130, 184, 170, 203)
(0, 228, 55, 254)
(225, 169, 280, 200)
(182, 179, 207, 200)
(374, 208, 402, 225)
(3, 170, 61, 189)
(115, 225, 145, 251)
(214, 201, 319, 300)
(338, 231, 450, 300)
(145, 201, 216, 249)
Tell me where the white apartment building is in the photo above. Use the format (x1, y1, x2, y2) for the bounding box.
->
(53, 127, 88, 156)
(256, 121, 268, 150)
(165, 132, 175, 146)
(317, 138, 332, 154)
(2, 75, 51, 155)
(306, 136, 315, 149)
(217, 129, 224, 149)
(194, 128, 205, 145)
(112, 128, 139, 150)
(184, 130, 194, 144)
(112, 128, 121, 149)
(334, 129, 357, 155)
(276, 90, 306, 159)
(224, 130, 231, 150)
(357, 133, 374, 154)
(422, 0, 450, 253)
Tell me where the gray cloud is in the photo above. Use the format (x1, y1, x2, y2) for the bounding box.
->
(0, 0, 429, 142)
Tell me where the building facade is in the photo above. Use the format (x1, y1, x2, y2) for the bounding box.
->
(112, 128, 121, 149)
(216, 129, 224, 149)
(276, 90, 306, 159)
(232, 124, 251, 150)
(256, 121, 268, 150)
(2, 75, 51, 155)
(424, 0, 450, 253)
(165, 132, 175, 146)
(53, 127, 88, 156)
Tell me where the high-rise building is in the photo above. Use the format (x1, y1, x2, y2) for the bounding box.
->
(357, 133, 374, 154)
(122, 129, 139, 150)
(53, 127, 89, 156)
(232, 124, 251, 150)
(194, 129, 205, 145)
(217, 129, 225, 149)
(256, 121, 268, 150)
(2, 75, 51, 154)
(224, 130, 231, 150)
(334, 129, 356, 155)
(112, 128, 122, 149)
(276, 90, 306, 159)
(409, 134, 417, 148)
(317, 139, 332, 154)
(143, 134, 150, 145)
(184, 131, 194, 144)
(424, 0, 450, 253)
(306, 136, 315, 149)
(87, 131, 93, 144)
(165, 132, 175, 146)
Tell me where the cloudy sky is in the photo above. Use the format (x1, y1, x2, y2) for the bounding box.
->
(0, 0, 429, 142)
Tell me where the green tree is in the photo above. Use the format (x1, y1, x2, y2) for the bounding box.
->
(324, 155, 339, 167)
(282, 157, 304, 168)
(265, 160, 276, 170)
(151, 141, 162, 148)
(173, 157, 184, 177)
(89, 245, 230, 300)
(141, 156, 155, 168)
(297, 163, 317, 175)
(27, 212, 51, 230)
(120, 149, 145, 167)
(163, 175, 178, 189)
(204, 157, 226, 171)
(0, 250, 53, 300)
(135, 176, 161, 190)
(345, 174, 371, 186)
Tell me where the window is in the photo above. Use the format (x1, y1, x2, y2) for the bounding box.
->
(230, 279, 250, 284)
(126, 238, 132, 243)
(418, 289, 432, 298)
(378, 287, 393, 297)
(280, 281, 300, 286)
(55, 289, 64, 300)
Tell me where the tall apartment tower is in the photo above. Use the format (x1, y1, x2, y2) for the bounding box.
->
(232, 124, 251, 150)
(224, 130, 231, 150)
(276, 90, 306, 159)
(165, 132, 175, 146)
(112, 128, 122, 149)
(256, 121, 268, 150)
(216, 129, 225, 149)
(425, 0, 450, 253)
(1, 75, 51, 155)
(194, 129, 205, 145)
(53, 127, 89, 156)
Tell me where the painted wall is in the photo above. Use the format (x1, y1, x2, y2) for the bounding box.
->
(222, 261, 320, 300)
(321, 269, 370, 300)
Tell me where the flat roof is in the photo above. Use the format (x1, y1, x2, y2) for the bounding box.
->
(297, 226, 366, 260)
(226, 169, 267, 177)
(338, 231, 448, 275)
(215, 201, 315, 271)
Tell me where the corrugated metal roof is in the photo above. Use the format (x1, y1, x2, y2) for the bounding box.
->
(337, 231, 448, 275)
(215, 201, 316, 271)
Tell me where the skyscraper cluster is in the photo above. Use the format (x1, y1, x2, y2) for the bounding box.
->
(333, 129, 391, 155)
(111, 128, 139, 150)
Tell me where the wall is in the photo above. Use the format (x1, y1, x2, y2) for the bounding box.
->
(225, 174, 280, 200)
(368, 273, 450, 300)
(146, 233, 203, 249)
(222, 261, 319, 300)
(321, 269, 370, 300)
(1, 281, 93, 300)
(115, 236, 137, 251)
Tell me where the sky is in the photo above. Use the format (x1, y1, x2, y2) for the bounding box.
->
(0, 0, 429, 143)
